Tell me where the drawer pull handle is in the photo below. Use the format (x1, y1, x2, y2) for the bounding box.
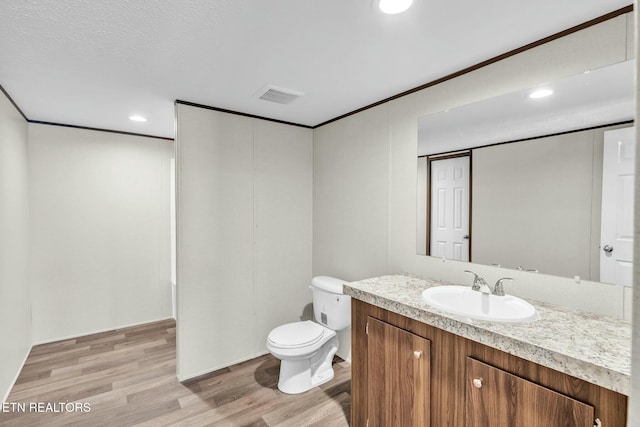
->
(413, 351, 422, 359)
(473, 378, 483, 388)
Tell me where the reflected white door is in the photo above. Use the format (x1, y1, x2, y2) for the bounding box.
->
(600, 127, 635, 286)
(430, 156, 470, 261)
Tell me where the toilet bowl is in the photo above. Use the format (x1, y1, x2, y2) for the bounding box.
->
(266, 276, 350, 394)
(267, 321, 338, 394)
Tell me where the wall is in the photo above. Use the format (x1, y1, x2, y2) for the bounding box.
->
(0, 91, 31, 401)
(314, 13, 634, 320)
(313, 104, 390, 360)
(176, 104, 313, 380)
(28, 124, 173, 343)
(389, 13, 633, 319)
(471, 127, 618, 280)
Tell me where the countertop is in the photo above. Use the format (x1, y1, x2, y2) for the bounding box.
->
(343, 274, 631, 396)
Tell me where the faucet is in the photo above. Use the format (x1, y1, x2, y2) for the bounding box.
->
(464, 270, 491, 294)
(465, 271, 514, 296)
(493, 278, 514, 296)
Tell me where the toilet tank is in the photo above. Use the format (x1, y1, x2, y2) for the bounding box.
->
(311, 276, 351, 331)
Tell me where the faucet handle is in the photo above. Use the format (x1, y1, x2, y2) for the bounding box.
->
(465, 270, 489, 292)
(493, 278, 514, 296)
(464, 270, 479, 291)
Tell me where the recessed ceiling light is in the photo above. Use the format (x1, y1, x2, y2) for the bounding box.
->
(529, 89, 553, 99)
(129, 115, 147, 122)
(379, 0, 413, 14)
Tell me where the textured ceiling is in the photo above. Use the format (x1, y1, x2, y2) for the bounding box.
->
(0, 0, 632, 138)
(418, 60, 635, 155)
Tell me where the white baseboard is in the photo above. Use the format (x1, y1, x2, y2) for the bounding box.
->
(32, 316, 175, 346)
(2, 344, 33, 404)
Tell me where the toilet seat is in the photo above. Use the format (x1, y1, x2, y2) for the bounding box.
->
(267, 321, 324, 349)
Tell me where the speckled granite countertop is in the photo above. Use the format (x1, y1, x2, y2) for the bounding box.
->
(344, 274, 631, 396)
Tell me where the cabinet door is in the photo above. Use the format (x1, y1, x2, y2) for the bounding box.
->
(367, 317, 430, 427)
(466, 358, 594, 427)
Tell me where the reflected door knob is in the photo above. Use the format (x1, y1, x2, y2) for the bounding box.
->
(603, 245, 614, 254)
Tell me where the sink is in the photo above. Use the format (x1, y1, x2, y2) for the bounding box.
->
(421, 286, 538, 323)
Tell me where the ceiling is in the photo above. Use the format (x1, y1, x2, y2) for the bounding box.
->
(0, 0, 632, 139)
(418, 60, 635, 155)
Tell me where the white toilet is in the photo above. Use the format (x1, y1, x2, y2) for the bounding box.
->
(266, 276, 351, 394)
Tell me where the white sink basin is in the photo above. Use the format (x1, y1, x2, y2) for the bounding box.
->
(421, 286, 538, 323)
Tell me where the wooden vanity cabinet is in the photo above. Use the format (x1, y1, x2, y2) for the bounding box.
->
(352, 299, 627, 427)
(367, 317, 431, 426)
(466, 358, 594, 426)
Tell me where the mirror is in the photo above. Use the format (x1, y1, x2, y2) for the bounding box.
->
(417, 60, 635, 286)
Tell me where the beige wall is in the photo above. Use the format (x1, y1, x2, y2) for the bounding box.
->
(314, 13, 633, 320)
(28, 124, 173, 343)
(176, 104, 313, 380)
(313, 104, 390, 360)
(313, 104, 390, 280)
(471, 127, 622, 280)
(0, 91, 31, 401)
(388, 13, 632, 318)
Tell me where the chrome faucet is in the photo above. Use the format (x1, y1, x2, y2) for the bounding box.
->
(465, 271, 514, 296)
(493, 278, 514, 296)
(464, 270, 491, 294)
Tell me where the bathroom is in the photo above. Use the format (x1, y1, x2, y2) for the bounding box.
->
(0, 1, 639, 425)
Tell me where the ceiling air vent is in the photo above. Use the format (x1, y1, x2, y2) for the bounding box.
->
(255, 85, 304, 105)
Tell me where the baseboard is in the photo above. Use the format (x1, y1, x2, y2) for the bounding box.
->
(2, 344, 33, 404)
(32, 316, 175, 346)
(177, 351, 269, 383)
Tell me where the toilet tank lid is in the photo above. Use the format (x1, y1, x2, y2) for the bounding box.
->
(311, 276, 347, 294)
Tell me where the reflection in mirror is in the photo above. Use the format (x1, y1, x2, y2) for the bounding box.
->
(417, 60, 635, 286)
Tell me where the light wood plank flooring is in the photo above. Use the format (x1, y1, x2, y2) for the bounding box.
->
(1, 319, 351, 426)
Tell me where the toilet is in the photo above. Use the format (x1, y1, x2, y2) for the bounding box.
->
(266, 276, 351, 394)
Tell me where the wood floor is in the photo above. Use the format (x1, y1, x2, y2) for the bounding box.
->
(1, 319, 351, 426)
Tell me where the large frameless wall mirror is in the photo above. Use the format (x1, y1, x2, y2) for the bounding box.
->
(417, 59, 635, 286)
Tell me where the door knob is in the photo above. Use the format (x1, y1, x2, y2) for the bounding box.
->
(413, 351, 422, 359)
(603, 245, 614, 254)
(472, 378, 483, 388)
(462, 234, 470, 240)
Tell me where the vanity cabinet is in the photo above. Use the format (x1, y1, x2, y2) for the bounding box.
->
(466, 358, 594, 426)
(367, 317, 431, 426)
(352, 299, 627, 427)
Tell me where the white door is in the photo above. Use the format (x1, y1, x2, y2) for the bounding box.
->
(430, 156, 470, 261)
(600, 127, 635, 286)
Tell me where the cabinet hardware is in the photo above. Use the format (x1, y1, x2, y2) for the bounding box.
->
(413, 351, 422, 359)
(366, 322, 368, 335)
(472, 378, 483, 388)
(594, 418, 601, 427)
